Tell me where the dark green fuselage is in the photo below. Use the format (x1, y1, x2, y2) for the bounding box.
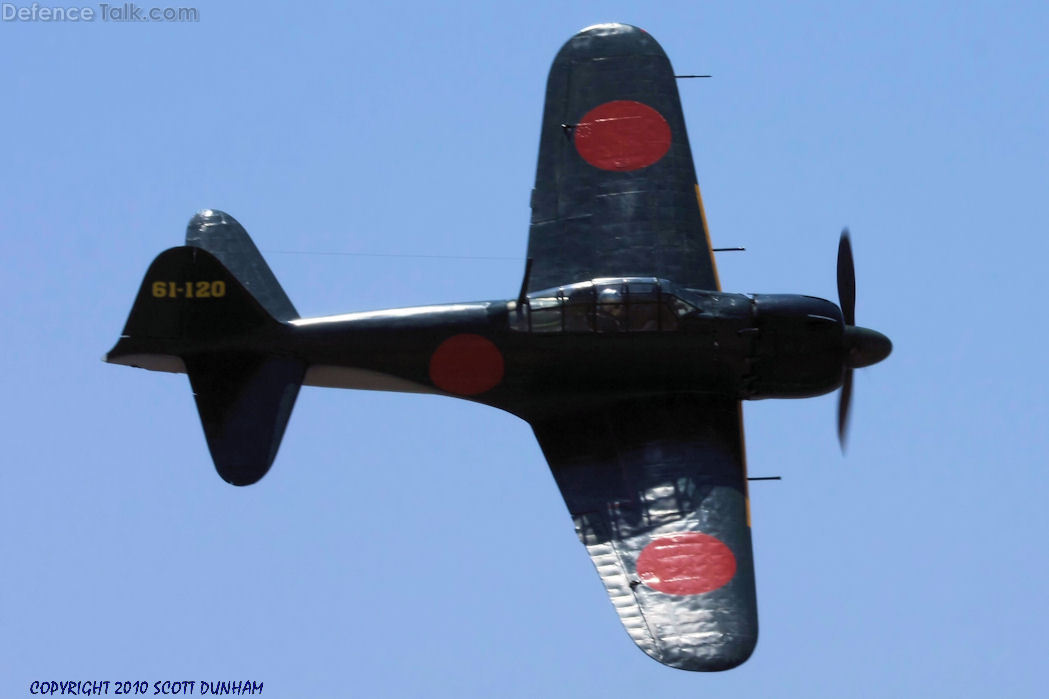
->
(129, 282, 847, 422)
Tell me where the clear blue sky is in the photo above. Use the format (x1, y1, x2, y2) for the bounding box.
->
(3, 1, 1047, 696)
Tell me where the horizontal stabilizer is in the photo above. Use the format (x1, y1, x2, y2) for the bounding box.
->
(185, 209, 298, 321)
(186, 353, 305, 486)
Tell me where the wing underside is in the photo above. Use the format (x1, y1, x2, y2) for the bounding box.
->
(530, 393, 757, 671)
(527, 23, 720, 292)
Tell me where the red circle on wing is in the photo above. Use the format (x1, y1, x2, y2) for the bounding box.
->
(573, 100, 671, 171)
(636, 532, 737, 596)
(429, 334, 504, 396)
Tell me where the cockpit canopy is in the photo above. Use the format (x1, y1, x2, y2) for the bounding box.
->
(508, 278, 703, 333)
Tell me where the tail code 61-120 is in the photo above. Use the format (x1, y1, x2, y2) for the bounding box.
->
(151, 280, 227, 299)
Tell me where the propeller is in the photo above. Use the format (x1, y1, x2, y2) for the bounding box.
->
(837, 230, 855, 447)
(837, 230, 855, 327)
(836, 229, 891, 450)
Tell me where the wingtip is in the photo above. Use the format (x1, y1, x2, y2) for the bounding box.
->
(576, 21, 642, 35)
(559, 22, 666, 61)
(636, 630, 758, 672)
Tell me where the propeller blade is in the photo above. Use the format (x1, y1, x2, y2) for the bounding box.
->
(837, 229, 855, 327)
(838, 368, 853, 451)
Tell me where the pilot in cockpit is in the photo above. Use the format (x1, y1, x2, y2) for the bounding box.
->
(596, 287, 626, 332)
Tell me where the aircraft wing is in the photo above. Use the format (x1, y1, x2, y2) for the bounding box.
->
(526, 23, 721, 292)
(530, 393, 757, 671)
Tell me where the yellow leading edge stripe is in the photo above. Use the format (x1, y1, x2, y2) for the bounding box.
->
(738, 403, 751, 528)
(696, 182, 751, 526)
(695, 183, 721, 291)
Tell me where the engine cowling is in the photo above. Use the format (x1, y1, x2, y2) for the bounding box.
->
(744, 294, 845, 399)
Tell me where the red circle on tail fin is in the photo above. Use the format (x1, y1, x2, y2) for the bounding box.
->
(636, 532, 737, 595)
(573, 100, 671, 171)
(429, 334, 504, 396)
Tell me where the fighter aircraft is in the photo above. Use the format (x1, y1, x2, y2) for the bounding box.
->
(106, 23, 891, 671)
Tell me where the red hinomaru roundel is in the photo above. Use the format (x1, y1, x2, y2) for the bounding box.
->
(429, 333, 505, 396)
(573, 100, 671, 172)
(636, 532, 737, 595)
